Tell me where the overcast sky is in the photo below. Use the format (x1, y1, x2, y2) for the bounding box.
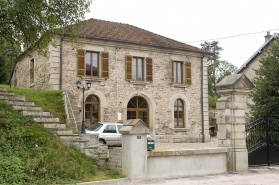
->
(85, 0, 279, 69)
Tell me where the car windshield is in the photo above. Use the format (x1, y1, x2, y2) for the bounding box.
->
(87, 123, 103, 131)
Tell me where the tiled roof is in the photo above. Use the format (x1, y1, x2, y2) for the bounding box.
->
(68, 18, 208, 54)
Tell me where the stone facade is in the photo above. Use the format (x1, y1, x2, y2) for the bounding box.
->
(13, 49, 51, 89)
(12, 36, 210, 142)
(108, 147, 122, 173)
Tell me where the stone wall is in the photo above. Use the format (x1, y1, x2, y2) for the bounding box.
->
(12, 50, 51, 90)
(108, 147, 122, 173)
(12, 36, 210, 142)
(60, 38, 207, 141)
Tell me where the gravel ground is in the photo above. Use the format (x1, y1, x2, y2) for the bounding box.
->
(154, 136, 219, 150)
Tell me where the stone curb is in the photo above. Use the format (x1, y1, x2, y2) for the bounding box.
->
(75, 178, 128, 185)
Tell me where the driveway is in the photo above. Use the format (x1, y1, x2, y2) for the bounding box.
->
(92, 166, 279, 185)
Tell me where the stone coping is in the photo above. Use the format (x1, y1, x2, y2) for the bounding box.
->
(148, 147, 227, 157)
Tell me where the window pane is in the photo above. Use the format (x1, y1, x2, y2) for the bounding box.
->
(179, 107, 183, 127)
(117, 125, 123, 131)
(173, 62, 177, 82)
(92, 105, 98, 125)
(139, 111, 148, 125)
(86, 53, 91, 76)
(127, 97, 137, 108)
(127, 111, 136, 120)
(138, 97, 148, 108)
(85, 95, 91, 102)
(93, 53, 98, 77)
(174, 110, 178, 127)
(178, 62, 182, 83)
(92, 95, 98, 102)
(85, 104, 91, 125)
(138, 59, 143, 80)
(178, 99, 183, 105)
(103, 125, 117, 133)
(174, 99, 178, 105)
(132, 58, 137, 80)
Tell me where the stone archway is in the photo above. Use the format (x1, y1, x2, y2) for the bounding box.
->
(122, 91, 156, 136)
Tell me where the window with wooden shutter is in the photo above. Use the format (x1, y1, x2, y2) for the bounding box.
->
(172, 61, 183, 84)
(101, 52, 109, 78)
(77, 49, 85, 76)
(185, 62, 191, 85)
(146, 57, 152, 82)
(126, 55, 132, 80)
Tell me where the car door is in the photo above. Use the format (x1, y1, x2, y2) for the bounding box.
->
(117, 125, 123, 146)
(101, 124, 118, 146)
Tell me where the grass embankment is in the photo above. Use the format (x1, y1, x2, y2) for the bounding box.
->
(0, 85, 66, 123)
(0, 85, 124, 184)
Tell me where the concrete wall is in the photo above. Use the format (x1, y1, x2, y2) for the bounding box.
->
(147, 148, 227, 179)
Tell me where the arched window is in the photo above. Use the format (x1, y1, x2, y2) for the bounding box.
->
(174, 99, 184, 128)
(85, 95, 99, 126)
(127, 96, 149, 127)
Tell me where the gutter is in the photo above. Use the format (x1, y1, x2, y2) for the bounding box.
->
(201, 52, 205, 143)
(60, 34, 64, 90)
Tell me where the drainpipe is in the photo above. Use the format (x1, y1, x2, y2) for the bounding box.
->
(60, 34, 64, 90)
(201, 52, 205, 143)
(115, 47, 120, 120)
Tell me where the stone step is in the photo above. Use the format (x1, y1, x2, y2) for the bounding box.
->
(13, 105, 42, 111)
(6, 100, 35, 106)
(0, 91, 14, 96)
(43, 123, 66, 129)
(33, 117, 59, 123)
(0, 95, 25, 101)
(0, 88, 7, 92)
(48, 128, 73, 135)
(21, 111, 51, 117)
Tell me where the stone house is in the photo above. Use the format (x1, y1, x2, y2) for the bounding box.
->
(12, 19, 211, 142)
(236, 31, 278, 111)
(236, 31, 278, 80)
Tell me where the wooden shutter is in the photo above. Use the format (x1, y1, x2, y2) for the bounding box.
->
(185, 62, 192, 85)
(126, 55, 132, 80)
(102, 52, 109, 78)
(77, 49, 85, 76)
(171, 60, 174, 82)
(146, 57, 153, 82)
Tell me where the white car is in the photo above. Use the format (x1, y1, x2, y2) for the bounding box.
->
(85, 122, 151, 146)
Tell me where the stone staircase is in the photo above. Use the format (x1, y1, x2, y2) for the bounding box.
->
(0, 87, 109, 167)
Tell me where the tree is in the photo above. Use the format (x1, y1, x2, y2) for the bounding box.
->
(248, 39, 279, 120)
(201, 41, 237, 108)
(0, 0, 92, 53)
(201, 41, 223, 95)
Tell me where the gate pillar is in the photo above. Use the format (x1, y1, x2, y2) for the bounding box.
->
(216, 74, 254, 172)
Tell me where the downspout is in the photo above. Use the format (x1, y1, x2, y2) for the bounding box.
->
(201, 52, 205, 143)
(60, 34, 64, 90)
(115, 47, 119, 120)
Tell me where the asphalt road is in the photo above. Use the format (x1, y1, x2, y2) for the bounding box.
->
(89, 166, 279, 185)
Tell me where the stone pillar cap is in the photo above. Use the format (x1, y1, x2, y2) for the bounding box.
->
(119, 119, 150, 135)
(216, 73, 254, 94)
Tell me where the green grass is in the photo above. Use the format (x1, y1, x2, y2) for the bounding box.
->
(0, 84, 66, 124)
(0, 100, 124, 184)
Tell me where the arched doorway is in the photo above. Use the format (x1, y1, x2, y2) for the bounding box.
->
(127, 96, 149, 127)
(85, 95, 99, 126)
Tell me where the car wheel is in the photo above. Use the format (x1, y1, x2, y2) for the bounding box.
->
(99, 139, 106, 145)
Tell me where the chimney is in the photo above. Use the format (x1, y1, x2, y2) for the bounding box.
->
(265, 31, 272, 42)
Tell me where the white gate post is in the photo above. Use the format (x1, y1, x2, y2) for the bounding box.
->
(119, 119, 150, 180)
(216, 74, 254, 172)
